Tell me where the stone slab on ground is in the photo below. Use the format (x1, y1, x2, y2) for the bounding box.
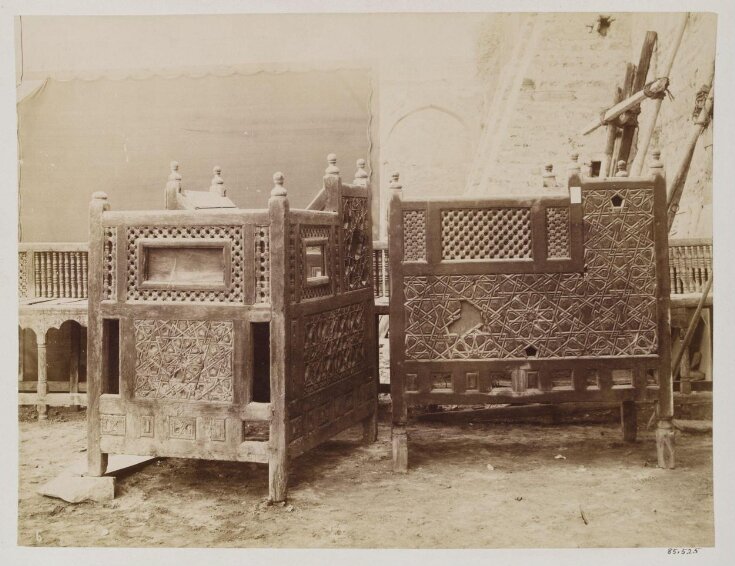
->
(62, 454, 156, 477)
(38, 455, 156, 503)
(38, 475, 114, 503)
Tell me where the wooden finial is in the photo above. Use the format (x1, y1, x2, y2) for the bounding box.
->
(353, 158, 369, 186)
(649, 149, 665, 178)
(325, 153, 340, 177)
(389, 171, 402, 191)
(167, 161, 182, 192)
(92, 191, 108, 201)
(542, 163, 557, 188)
(210, 166, 226, 196)
(271, 172, 287, 197)
(615, 160, 629, 177)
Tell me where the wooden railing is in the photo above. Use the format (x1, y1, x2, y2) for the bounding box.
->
(373, 240, 389, 300)
(669, 238, 712, 295)
(18, 238, 711, 302)
(372, 238, 713, 300)
(18, 243, 89, 299)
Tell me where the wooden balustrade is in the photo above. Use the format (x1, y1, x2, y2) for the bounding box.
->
(18, 243, 90, 299)
(19, 239, 710, 302)
(669, 238, 712, 295)
(373, 241, 389, 300)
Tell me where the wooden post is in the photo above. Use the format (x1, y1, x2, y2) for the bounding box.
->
(164, 161, 181, 210)
(618, 31, 657, 165)
(323, 153, 340, 212)
(650, 157, 675, 468)
(621, 400, 637, 442)
(388, 172, 408, 473)
(87, 191, 109, 476)
(69, 322, 81, 405)
(36, 331, 48, 421)
(268, 172, 289, 502)
(602, 85, 624, 178)
(611, 63, 636, 173)
(632, 13, 689, 175)
(360, 165, 379, 444)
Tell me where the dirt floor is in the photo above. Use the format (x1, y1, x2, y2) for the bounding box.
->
(18, 402, 714, 549)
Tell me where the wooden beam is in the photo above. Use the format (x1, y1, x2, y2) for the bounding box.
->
(582, 77, 669, 135)
(632, 13, 689, 175)
(618, 31, 658, 165)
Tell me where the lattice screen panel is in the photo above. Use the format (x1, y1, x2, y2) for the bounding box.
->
(546, 207, 570, 258)
(403, 210, 426, 262)
(441, 208, 532, 260)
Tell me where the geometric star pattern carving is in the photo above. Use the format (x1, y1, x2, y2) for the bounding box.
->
(134, 319, 234, 402)
(342, 196, 371, 291)
(303, 303, 366, 395)
(404, 188, 658, 360)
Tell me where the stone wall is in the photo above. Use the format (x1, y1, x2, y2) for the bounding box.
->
(631, 13, 716, 239)
(466, 12, 715, 240)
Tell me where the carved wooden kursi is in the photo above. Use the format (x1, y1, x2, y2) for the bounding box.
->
(388, 171, 672, 471)
(87, 162, 377, 502)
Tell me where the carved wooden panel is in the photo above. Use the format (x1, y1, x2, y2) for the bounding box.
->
(134, 319, 234, 402)
(126, 226, 244, 303)
(255, 225, 270, 303)
(441, 208, 532, 260)
(169, 416, 196, 440)
(546, 207, 570, 258)
(289, 378, 373, 443)
(342, 196, 370, 291)
(103, 227, 117, 300)
(101, 414, 126, 436)
(403, 210, 426, 261)
(404, 187, 657, 360)
(303, 303, 366, 395)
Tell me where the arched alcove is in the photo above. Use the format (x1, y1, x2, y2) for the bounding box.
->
(383, 105, 471, 199)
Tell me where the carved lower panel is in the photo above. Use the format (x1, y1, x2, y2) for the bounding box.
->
(103, 226, 117, 300)
(403, 210, 426, 261)
(126, 225, 244, 303)
(404, 187, 657, 360)
(140, 415, 154, 437)
(169, 416, 196, 440)
(255, 226, 270, 303)
(303, 303, 366, 395)
(204, 418, 226, 441)
(342, 196, 371, 291)
(100, 414, 126, 436)
(134, 319, 234, 402)
(441, 208, 532, 260)
(289, 379, 372, 443)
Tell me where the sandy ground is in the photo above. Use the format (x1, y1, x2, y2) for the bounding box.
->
(18, 402, 713, 549)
